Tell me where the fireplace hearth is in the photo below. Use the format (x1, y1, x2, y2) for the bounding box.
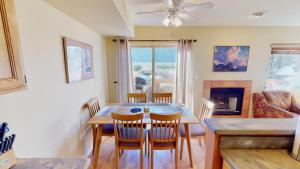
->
(210, 88, 244, 115)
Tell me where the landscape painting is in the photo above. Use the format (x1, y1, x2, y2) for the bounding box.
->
(213, 46, 250, 72)
(63, 37, 94, 83)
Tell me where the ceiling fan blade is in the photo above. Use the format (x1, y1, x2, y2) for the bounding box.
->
(173, 0, 184, 8)
(182, 2, 214, 12)
(136, 10, 167, 15)
(163, 0, 183, 8)
(163, 0, 174, 8)
(178, 13, 193, 20)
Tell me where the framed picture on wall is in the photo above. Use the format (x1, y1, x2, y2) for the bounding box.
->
(0, 0, 27, 95)
(213, 46, 250, 72)
(63, 37, 94, 83)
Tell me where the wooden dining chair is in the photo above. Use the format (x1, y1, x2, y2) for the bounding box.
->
(153, 93, 172, 103)
(179, 99, 214, 159)
(152, 93, 175, 154)
(112, 112, 146, 169)
(128, 93, 147, 103)
(149, 112, 182, 169)
(86, 97, 114, 155)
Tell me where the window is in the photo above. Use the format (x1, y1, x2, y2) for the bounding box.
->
(130, 43, 177, 101)
(266, 45, 300, 91)
(131, 47, 153, 92)
(153, 48, 177, 93)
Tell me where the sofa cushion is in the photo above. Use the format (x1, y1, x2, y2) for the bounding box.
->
(262, 91, 292, 111)
(292, 96, 300, 114)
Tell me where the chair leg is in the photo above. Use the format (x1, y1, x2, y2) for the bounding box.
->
(145, 135, 147, 155)
(175, 144, 179, 169)
(140, 144, 144, 169)
(144, 141, 147, 155)
(151, 149, 154, 169)
(115, 147, 119, 169)
(184, 124, 194, 168)
(199, 137, 202, 146)
(92, 127, 96, 155)
(180, 137, 184, 160)
(203, 135, 206, 147)
(148, 139, 150, 157)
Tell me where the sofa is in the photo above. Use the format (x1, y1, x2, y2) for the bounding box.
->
(253, 91, 300, 118)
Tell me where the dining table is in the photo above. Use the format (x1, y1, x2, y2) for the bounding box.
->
(88, 103, 199, 169)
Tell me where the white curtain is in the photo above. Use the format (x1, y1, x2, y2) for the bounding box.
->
(176, 40, 194, 112)
(115, 38, 133, 103)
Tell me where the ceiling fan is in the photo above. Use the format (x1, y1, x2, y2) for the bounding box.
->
(136, 0, 214, 27)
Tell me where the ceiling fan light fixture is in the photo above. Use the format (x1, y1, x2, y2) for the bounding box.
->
(173, 17, 182, 27)
(162, 15, 182, 27)
(163, 17, 170, 27)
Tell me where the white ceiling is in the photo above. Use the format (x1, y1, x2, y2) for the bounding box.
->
(44, 0, 134, 36)
(126, 0, 300, 26)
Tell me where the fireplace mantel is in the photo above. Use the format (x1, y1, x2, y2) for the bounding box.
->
(203, 80, 252, 118)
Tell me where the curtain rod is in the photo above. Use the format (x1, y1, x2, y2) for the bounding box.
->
(112, 39, 197, 42)
(271, 43, 300, 46)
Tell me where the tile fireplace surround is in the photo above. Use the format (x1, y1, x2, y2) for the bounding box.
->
(203, 80, 252, 118)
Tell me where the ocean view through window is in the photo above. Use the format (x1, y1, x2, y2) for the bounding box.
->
(130, 46, 177, 101)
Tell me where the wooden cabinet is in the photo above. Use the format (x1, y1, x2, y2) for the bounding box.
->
(221, 149, 300, 169)
(0, 0, 26, 95)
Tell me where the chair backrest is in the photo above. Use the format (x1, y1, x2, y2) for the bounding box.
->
(153, 93, 172, 103)
(86, 97, 100, 118)
(198, 99, 215, 121)
(128, 93, 147, 103)
(112, 113, 144, 143)
(150, 112, 182, 143)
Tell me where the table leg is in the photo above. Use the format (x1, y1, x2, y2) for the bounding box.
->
(184, 123, 193, 168)
(92, 124, 103, 169)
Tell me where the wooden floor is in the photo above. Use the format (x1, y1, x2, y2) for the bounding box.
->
(93, 137, 206, 169)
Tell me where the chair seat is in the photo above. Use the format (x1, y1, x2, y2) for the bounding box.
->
(119, 137, 146, 147)
(179, 123, 205, 137)
(118, 128, 147, 147)
(151, 141, 176, 147)
(102, 124, 114, 134)
(105, 124, 152, 135)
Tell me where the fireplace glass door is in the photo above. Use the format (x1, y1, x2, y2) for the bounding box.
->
(210, 88, 244, 115)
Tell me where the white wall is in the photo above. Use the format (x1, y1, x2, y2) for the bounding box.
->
(106, 38, 118, 103)
(0, 0, 107, 157)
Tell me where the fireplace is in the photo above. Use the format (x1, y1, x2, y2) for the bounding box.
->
(210, 88, 244, 115)
(203, 80, 252, 118)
